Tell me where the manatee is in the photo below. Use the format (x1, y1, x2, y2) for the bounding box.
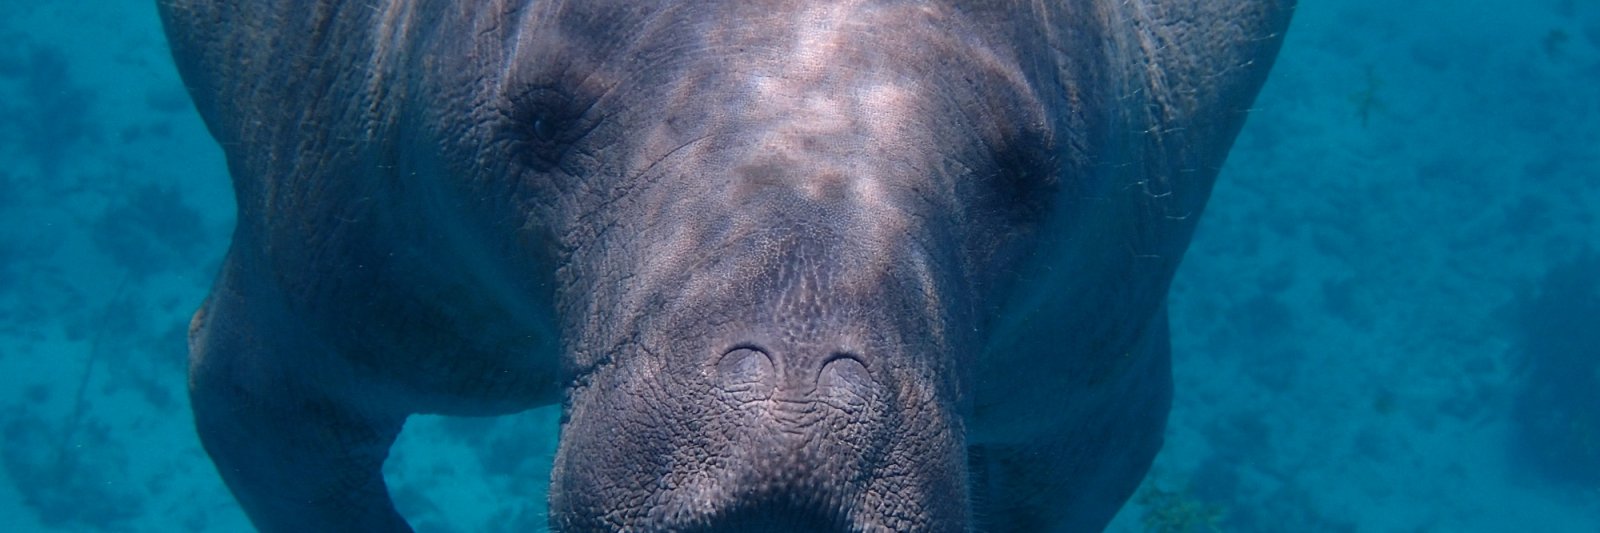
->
(159, 1, 1293, 531)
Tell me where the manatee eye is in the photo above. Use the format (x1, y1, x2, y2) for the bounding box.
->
(989, 132, 1060, 223)
(502, 85, 580, 171)
(531, 115, 553, 141)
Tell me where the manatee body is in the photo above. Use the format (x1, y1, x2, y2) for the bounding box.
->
(160, 1, 1292, 531)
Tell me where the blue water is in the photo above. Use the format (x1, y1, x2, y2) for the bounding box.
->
(1, 1, 1595, 531)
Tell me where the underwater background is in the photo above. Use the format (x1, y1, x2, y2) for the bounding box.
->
(0, 0, 1595, 531)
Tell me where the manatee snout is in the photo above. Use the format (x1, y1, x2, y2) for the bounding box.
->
(551, 343, 967, 532)
(551, 229, 969, 532)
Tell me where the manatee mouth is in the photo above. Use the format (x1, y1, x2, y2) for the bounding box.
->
(674, 495, 857, 533)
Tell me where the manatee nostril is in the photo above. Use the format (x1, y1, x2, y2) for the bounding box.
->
(716, 346, 776, 398)
(817, 352, 872, 407)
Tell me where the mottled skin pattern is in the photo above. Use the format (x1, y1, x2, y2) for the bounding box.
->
(160, 1, 1292, 531)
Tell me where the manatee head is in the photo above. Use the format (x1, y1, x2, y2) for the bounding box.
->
(403, 3, 1062, 531)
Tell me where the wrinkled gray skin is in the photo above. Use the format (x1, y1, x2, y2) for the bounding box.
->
(161, 1, 1291, 531)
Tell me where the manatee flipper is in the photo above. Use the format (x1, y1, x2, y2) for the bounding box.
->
(963, 2, 1294, 530)
(188, 254, 411, 532)
(970, 310, 1172, 532)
